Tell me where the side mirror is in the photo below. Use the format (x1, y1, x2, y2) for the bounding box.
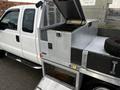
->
(36, 1, 43, 8)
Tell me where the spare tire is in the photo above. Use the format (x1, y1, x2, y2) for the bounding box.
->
(104, 37, 120, 57)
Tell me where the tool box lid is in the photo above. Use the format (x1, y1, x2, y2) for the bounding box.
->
(53, 0, 86, 21)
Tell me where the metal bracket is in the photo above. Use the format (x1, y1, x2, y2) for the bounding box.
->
(110, 61, 118, 75)
(81, 50, 88, 68)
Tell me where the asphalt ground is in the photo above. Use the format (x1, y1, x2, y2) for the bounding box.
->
(0, 56, 42, 90)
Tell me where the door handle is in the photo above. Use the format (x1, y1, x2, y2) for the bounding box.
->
(16, 35, 20, 42)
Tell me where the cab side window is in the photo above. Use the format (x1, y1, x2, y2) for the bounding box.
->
(0, 9, 19, 30)
(22, 9, 35, 33)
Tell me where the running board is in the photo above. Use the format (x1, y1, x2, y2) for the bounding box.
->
(5, 53, 42, 70)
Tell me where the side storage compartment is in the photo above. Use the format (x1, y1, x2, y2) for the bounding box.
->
(87, 51, 120, 78)
(41, 30, 72, 66)
(47, 30, 71, 66)
(44, 62, 76, 87)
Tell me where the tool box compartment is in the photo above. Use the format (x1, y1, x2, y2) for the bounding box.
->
(84, 36, 120, 78)
(44, 62, 77, 86)
(40, 0, 97, 67)
(87, 51, 120, 78)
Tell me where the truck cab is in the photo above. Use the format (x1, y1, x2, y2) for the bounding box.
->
(0, 4, 43, 65)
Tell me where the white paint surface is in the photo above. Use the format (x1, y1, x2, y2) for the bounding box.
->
(80, 0, 96, 6)
(110, 0, 120, 8)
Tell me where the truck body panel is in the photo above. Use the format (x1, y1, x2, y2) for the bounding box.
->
(0, 5, 43, 65)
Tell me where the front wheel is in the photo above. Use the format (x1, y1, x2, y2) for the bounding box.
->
(83, 80, 116, 90)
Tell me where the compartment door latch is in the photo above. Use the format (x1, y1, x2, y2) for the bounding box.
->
(110, 61, 118, 75)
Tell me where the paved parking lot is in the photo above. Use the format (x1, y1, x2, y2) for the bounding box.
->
(0, 56, 42, 90)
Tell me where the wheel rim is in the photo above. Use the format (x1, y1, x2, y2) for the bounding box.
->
(93, 87, 110, 90)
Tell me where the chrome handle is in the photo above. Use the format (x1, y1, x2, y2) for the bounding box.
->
(110, 61, 118, 75)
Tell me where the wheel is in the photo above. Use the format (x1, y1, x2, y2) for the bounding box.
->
(104, 37, 120, 57)
(0, 50, 5, 58)
(83, 80, 116, 90)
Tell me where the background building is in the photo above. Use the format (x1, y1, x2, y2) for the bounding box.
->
(0, 0, 33, 16)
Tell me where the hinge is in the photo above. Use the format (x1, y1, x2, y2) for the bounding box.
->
(66, 20, 86, 25)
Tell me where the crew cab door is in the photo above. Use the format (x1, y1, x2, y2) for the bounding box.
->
(0, 9, 22, 57)
(21, 8, 38, 64)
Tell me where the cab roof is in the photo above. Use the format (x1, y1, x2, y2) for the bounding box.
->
(8, 4, 36, 10)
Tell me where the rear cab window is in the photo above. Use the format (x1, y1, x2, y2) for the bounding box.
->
(22, 9, 35, 33)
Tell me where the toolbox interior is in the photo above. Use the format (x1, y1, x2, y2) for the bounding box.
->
(51, 24, 80, 31)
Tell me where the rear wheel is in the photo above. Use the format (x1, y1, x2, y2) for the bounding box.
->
(83, 80, 116, 90)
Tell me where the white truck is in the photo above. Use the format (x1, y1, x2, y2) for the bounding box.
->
(0, 0, 112, 68)
(0, 0, 120, 90)
(0, 1, 64, 68)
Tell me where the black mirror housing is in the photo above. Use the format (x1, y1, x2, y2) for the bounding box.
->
(36, 1, 43, 8)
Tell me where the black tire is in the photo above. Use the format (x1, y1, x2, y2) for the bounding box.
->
(104, 37, 120, 57)
(0, 50, 5, 58)
(83, 80, 116, 90)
